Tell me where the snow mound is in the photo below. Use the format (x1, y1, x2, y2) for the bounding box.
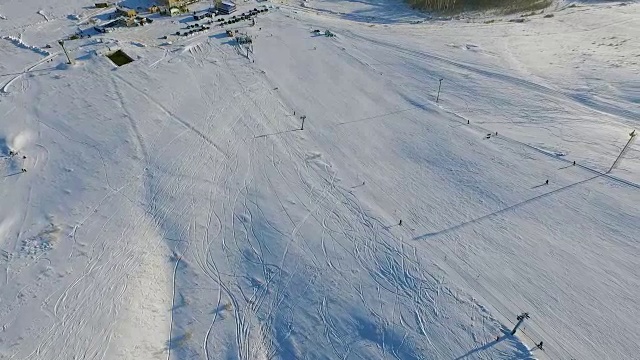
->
(37, 10, 50, 21)
(2, 35, 51, 56)
(9, 129, 35, 152)
(21, 224, 61, 257)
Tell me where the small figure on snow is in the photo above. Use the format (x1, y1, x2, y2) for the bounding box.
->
(495, 131, 498, 136)
(21, 168, 27, 173)
(536, 341, 544, 350)
(467, 120, 470, 124)
(398, 219, 402, 226)
(573, 161, 576, 166)
(545, 179, 549, 185)
(9, 150, 16, 156)
(496, 335, 500, 342)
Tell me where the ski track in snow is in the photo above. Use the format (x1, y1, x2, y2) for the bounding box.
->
(1, 52, 57, 95)
(341, 30, 640, 125)
(1, 1, 639, 360)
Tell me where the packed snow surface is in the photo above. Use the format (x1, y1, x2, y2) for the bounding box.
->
(1, 0, 639, 359)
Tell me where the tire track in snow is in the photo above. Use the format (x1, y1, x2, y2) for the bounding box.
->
(1, 52, 58, 95)
(217, 57, 313, 359)
(167, 251, 182, 360)
(26, 58, 235, 359)
(175, 83, 266, 359)
(32, 198, 164, 359)
(113, 74, 230, 159)
(110, 77, 150, 164)
(129, 35, 515, 359)
(190, 90, 236, 359)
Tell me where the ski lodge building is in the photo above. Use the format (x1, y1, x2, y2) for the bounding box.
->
(158, 0, 198, 10)
(216, 1, 237, 14)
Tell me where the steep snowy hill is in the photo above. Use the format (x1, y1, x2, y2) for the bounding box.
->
(1, 0, 638, 359)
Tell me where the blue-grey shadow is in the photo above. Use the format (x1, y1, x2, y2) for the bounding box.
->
(254, 128, 300, 139)
(414, 175, 601, 240)
(454, 331, 532, 360)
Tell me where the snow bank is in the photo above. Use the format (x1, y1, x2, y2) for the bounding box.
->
(37, 10, 50, 21)
(1, 35, 51, 56)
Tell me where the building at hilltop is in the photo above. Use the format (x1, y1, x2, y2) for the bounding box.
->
(216, 1, 236, 14)
(158, 0, 199, 8)
(115, 7, 137, 17)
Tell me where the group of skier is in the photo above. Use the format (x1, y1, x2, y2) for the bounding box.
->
(6, 150, 27, 173)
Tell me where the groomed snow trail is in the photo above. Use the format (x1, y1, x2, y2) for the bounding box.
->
(1, 1, 639, 359)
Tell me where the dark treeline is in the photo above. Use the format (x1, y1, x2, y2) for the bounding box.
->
(406, 0, 551, 13)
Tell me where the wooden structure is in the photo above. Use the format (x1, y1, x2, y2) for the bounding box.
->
(159, 0, 199, 9)
(115, 7, 137, 17)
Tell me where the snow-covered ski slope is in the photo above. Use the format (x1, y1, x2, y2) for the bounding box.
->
(1, 0, 639, 358)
